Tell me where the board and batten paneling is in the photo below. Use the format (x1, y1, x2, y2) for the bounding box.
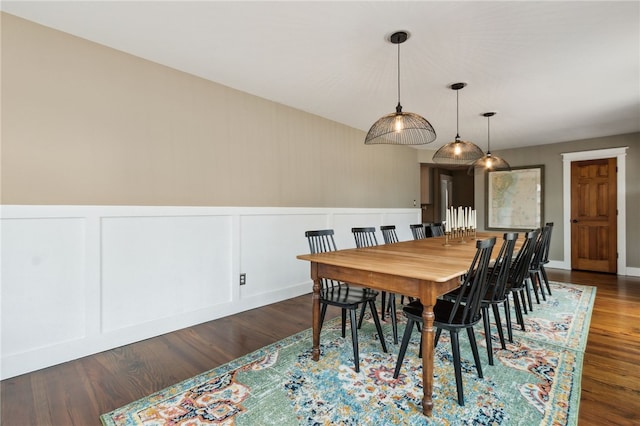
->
(0, 205, 420, 379)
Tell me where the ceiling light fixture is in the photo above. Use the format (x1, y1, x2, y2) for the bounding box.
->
(364, 31, 436, 145)
(432, 82, 484, 164)
(471, 112, 511, 171)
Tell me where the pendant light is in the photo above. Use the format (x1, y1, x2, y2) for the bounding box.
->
(471, 112, 511, 171)
(365, 31, 437, 145)
(432, 82, 484, 164)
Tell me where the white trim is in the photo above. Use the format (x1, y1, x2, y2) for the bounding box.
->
(626, 267, 640, 277)
(0, 205, 421, 379)
(546, 260, 570, 270)
(561, 147, 628, 274)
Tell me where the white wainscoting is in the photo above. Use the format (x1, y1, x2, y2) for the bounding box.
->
(0, 205, 420, 379)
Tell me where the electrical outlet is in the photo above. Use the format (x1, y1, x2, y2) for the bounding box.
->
(239, 273, 246, 286)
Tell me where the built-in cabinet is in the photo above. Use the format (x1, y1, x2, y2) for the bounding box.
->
(420, 164, 432, 204)
(420, 164, 474, 224)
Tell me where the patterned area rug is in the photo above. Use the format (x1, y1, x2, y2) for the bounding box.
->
(100, 281, 595, 425)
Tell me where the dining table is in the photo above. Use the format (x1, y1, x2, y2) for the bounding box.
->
(297, 231, 503, 416)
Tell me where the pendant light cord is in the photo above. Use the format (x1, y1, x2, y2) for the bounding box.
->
(396, 42, 401, 108)
(486, 114, 491, 154)
(456, 89, 460, 140)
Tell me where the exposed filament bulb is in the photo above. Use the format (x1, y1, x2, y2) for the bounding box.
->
(394, 115, 404, 132)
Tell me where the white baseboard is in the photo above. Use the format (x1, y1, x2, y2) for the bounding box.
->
(546, 260, 640, 277)
(625, 267, 640, 277)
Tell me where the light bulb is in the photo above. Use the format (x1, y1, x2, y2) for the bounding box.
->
(485, 158, 493, 169)
(394, 115, 403, 132)
(454, 143, 461, 156)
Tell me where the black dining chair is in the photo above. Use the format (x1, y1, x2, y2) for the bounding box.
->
(380, 225, 399, 244)
(443, 232, 518, 365)
(506, 229, 539, 336)
(528, 224, 554, 305)
(380, 225, 415, 309)
(426, 223, 445, 237)
(352, 227, 398, 344)
(538, 222, 554, 296)
(393, 237, 497, 406)
(476, 232, 518, 364)
(409, 224, 427, 240)
(305, 229, 387, 372)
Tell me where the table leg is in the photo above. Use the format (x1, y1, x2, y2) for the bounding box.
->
(311, 262, 321, 362)
(421, 303, 435, 416)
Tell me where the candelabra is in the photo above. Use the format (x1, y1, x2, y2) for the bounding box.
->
(444, 206, 477, 245)
(443, 225, 476, 246)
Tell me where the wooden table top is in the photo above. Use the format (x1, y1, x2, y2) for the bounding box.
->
(297, 233, 504, 283)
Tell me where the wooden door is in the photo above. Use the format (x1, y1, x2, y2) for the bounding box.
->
(570, 158, 617, 273)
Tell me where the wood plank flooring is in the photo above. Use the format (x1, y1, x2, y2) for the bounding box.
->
(1, 269, 639, 425)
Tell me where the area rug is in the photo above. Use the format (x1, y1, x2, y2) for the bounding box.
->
(100, 281, 595, 426)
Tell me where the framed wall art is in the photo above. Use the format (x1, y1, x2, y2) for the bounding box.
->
(486, 165, 544, 230)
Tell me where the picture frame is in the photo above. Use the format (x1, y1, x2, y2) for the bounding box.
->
(486, 165, 544, 230)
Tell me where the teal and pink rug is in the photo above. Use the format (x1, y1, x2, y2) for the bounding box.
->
(100, 281, 595, 425)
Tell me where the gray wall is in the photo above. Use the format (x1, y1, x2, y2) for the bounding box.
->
(473, 133, 640, 268)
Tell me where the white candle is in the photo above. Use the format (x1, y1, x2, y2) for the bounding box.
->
(451, 208, 455, 229)
(453, 209, 460, 229)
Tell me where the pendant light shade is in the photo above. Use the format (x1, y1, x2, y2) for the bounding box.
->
(471, 112, 511, 171)
(365, 32, 436, 145)
(432, 83, 484, 164)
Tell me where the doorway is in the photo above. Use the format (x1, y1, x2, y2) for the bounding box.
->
(440, 174, 453, 224)
(562, 147, 627, 274)
(570, 158, 617, 273)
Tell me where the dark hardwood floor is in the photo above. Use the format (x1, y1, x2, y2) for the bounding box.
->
(1, 269, 639, 425)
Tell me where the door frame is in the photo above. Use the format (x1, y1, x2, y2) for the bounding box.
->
(561, 147, 628, 274)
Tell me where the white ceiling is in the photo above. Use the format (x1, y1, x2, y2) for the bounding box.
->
(2, 1, 639, 151)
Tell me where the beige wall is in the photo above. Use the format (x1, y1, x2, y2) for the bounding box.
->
(1, 13, 419, 208)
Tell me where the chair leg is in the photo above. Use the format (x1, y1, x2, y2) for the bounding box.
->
(524, 279, 534, 311)
(348, 308, 360, 372)
(482, 306, 494, 366)
(434, 327, 443, 347)
(492, 303, 506, 350)
(541, 265, 552, 295)
(380, 291, 387, 321)
(536, 270, 547, 301)
(357, 302, 366, 329)
(369, 300, 388, 353)
(512, 292, 526, 331)
(529, 272, 541, 304)
(518, 288, 529, 315)
(341, 308, 347, 337)
(450, 331, 465, 406)
(467, 327, 483, 378)
(393, 318, 415, 378)
(388, 293, 398, 344)
(504, 299, 513, 343)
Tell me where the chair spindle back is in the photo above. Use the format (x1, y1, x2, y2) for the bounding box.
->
(351, 227, 379, 248)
